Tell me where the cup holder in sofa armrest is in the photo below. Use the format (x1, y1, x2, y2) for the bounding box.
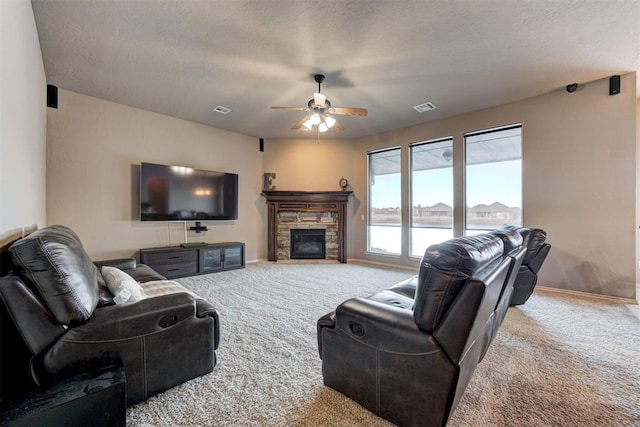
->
(348, 322, 365, 336)
(158, 314, 178, 328)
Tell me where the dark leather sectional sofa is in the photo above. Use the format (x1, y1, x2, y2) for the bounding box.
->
(0, 225, 219, 407)
(318, 226, 549, 426)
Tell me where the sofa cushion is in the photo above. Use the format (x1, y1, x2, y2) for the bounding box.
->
(413, 234, 504, 332)
(8, 225, 99, 325)
(101, 266, 146, 304)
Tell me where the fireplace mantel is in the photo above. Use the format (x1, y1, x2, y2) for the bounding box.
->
(262, 190, 352, 263)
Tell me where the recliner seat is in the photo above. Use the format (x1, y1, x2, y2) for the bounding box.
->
(318, 232, 526, 426)
(0, 225, 218, 405)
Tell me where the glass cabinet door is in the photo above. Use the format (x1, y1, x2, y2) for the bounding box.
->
(202, 248, 223, 272)
(224, 246, 242, 269)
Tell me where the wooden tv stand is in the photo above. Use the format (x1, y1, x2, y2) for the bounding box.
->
(140, 242, 244, 279)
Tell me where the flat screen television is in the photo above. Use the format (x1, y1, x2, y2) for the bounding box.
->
(140, 162, 238, 221)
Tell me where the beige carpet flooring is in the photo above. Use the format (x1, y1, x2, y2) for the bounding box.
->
(126, 262, 640, 426)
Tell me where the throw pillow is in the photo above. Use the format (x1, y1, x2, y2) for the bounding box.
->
(101, 266, 146, 304)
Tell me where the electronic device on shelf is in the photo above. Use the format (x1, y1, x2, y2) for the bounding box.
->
(140, 162, 238, 221)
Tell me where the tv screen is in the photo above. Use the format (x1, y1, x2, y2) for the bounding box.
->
(140, 162, 238, 221)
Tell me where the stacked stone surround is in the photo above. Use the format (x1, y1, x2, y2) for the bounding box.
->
(276, 211, 339, 261)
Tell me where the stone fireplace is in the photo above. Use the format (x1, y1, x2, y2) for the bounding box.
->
(262, 190, 352, 263)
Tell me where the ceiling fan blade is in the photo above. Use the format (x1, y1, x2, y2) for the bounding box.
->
(271, 106, 307, 111)
(291, 114, 312, 130)
(331, 107, 368, 116)
(313, 93, 326, 108)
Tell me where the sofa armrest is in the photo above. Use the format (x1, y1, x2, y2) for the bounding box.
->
(333, 298, 439, 354)
(65, 293, 197, 342)
(317, 311, 335, 358)
(528, 243, 551, 273)
(93, 258, 137, 271)
(42, 293, 216, 401)
(0, 276, 66, 355)
(195, 299, 219, 350)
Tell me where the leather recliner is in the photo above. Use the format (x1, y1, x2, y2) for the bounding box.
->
(0, 225, 219, 405)
(317, 231, 526, 426)
(501, 225, 551, 305)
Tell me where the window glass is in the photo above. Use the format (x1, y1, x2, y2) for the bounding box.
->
(465, 125, 522, 233)
(410, 138, 453, 257)
(368, 148, 402, 255)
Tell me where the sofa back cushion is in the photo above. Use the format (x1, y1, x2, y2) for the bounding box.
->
(9, 225, 99, 325)
(413, 234, 504, 332)
(491, 226, 523, 254)
(501, 225, 547, 264)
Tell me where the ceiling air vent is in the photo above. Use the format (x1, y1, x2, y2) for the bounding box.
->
(413, 102, 436, 113)
(213, 105, 232, 114)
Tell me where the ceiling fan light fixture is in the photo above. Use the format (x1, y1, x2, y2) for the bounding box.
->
(303, 118, 314, 130)
(324, 115, 336, 128)
(271, 74, 368, 133)
(314, 92, 326, 108)
(310, 113, 322, 125)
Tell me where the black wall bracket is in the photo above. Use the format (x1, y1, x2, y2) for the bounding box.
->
(189, 221, 208, 233)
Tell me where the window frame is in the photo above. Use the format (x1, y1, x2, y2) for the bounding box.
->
(409, 137, 454, 259)
(366, 146, 402, 256)
(463, 123, 523, 234)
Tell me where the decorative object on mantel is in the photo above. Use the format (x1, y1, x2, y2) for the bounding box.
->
(263, 172, 276, 191)
(261, 191, 352, 263)
(338, 177, 349, 190)
(270, 74, 368, 133)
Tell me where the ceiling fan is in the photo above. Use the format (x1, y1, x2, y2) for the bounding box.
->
(271, 74, 368, 132)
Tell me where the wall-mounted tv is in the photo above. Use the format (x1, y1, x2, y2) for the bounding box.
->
(140, 162, 238, 221)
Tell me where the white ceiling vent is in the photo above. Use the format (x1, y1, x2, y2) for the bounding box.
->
(413, 102, 436, 113)
(213, 105, 232, 114)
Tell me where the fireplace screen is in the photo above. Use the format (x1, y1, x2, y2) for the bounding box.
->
(290, 229, 326, 259)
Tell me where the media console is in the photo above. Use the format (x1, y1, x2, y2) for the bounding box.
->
(140, 242, 244, 279)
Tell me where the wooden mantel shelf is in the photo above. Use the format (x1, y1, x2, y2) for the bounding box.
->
(261, 190, 352, 263)
(261, 190, 352, 204)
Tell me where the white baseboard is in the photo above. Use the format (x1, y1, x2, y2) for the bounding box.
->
(347, 258, 417, 271)
(535, 285, 637, 305)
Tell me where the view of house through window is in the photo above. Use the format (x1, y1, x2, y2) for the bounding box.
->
(368, 147, 401, 254)
(410, 138, 453, 257)
(465, 125, 522, 234)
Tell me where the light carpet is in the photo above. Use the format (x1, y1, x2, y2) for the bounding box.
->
(127, 262, 640, 426)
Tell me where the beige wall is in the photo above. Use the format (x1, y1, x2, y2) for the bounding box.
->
(262, 138, 353, 191)
(41, 68, 637, 299)
(349, 73, 637, 300)
(0, 0, 47, 241)
(261, 137, 356, 255)
(47, 90, 265, 261)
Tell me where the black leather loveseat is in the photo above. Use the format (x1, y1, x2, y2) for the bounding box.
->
(318, 229, 526, 426)
(0, 225, 218, 406)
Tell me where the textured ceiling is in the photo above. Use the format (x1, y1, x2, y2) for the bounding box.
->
(31, 0, 640, 140)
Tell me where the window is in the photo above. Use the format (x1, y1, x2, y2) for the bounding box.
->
(465, 125, 522, 234)
(410, 138, 454, 257)
(368, 147, 401, 255)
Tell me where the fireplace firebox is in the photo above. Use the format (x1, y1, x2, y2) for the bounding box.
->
(290, 229, 326, 259)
